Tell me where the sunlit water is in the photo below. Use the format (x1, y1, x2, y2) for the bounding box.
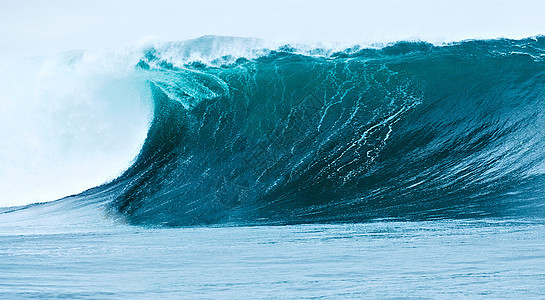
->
(1, 207, 544, 299)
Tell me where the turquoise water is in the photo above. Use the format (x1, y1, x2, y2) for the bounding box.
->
(103, 36, 545, 226)
(1, 207, 544, 298)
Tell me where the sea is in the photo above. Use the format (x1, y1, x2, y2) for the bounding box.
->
(1, 35, 545, 298)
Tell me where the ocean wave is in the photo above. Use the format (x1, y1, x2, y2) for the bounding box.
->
(3, 35, 545, 226)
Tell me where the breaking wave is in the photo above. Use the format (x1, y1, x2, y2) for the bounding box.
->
(4, 35, 545, 226)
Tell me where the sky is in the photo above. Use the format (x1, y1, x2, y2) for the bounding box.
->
(1, 0, 545, 59)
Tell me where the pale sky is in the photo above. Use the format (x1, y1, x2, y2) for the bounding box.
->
(1, 0, 545, 59)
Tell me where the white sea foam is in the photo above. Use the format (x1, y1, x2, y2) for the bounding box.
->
(0, 49, 153, 207)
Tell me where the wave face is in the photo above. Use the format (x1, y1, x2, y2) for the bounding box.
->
(77, 36, 545, 225)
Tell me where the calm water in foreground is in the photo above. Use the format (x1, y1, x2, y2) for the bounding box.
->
(1, 208, 544, 299)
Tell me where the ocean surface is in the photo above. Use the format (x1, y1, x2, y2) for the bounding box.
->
(2, 36, 545, 298)
(1, 208, 544, 298)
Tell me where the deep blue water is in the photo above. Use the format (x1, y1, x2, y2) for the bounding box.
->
(109, 36, 545, 226)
